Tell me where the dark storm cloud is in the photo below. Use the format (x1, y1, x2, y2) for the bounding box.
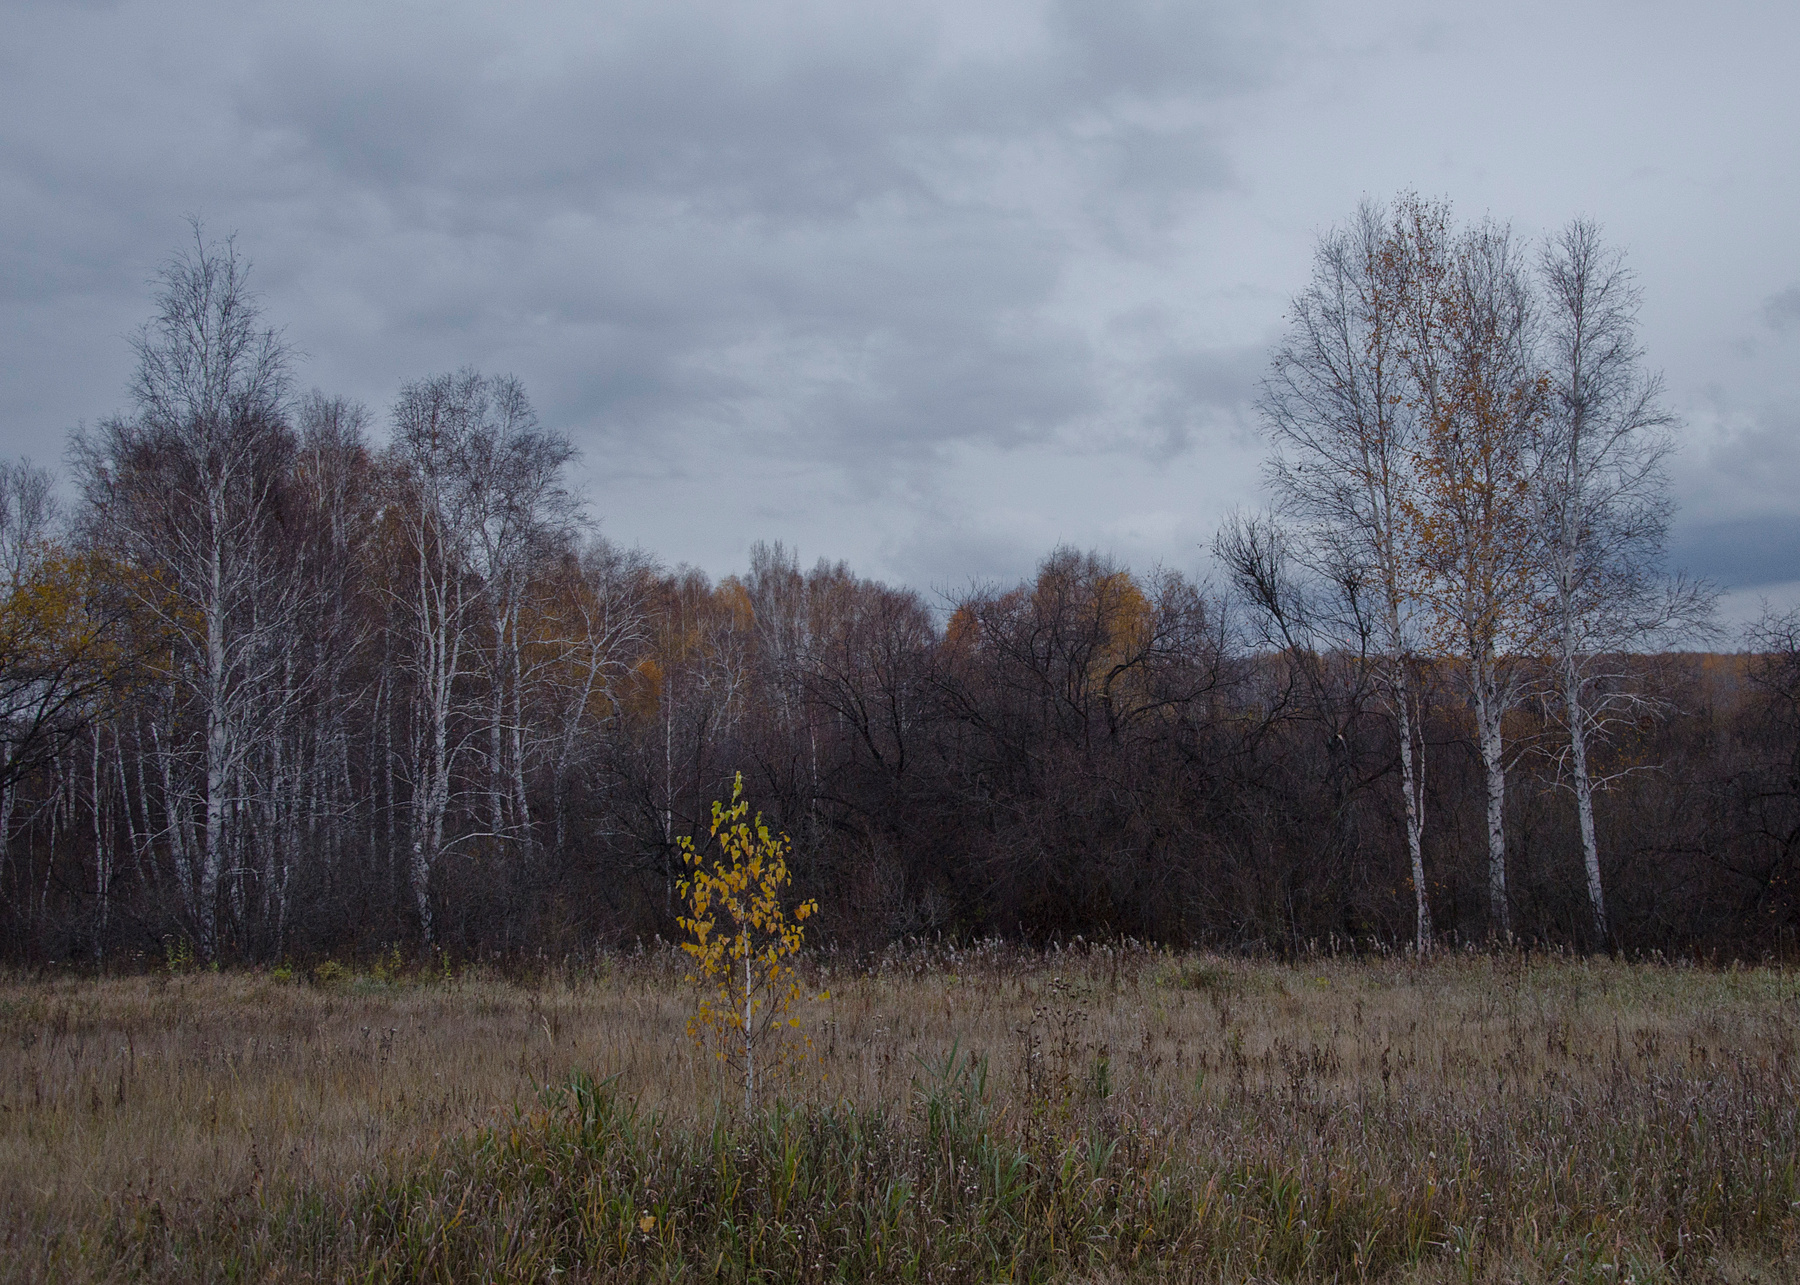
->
(1670, 395, 1800, 614)
(1671, 516, 1800, 590)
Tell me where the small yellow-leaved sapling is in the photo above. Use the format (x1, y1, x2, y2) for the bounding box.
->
(676, 773, 817, 1110)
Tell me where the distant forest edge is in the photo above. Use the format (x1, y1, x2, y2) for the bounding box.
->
(3, 202, 1797, 964)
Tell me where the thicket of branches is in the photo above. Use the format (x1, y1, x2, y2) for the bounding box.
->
(1, 214, 1795, 964)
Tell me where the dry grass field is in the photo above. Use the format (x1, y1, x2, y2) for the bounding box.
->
(3, 944, 1799, 1282)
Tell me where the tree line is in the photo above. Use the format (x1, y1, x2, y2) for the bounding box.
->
(1, 209, 1796, 964)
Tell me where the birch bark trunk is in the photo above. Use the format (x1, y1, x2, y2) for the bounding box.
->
(201, 527, 229, 959)
(1393, 665, 1431, 951)
(1474, 664, 1510, 940)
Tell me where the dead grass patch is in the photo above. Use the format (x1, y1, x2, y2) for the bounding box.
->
(3, 946, 1797, 1281)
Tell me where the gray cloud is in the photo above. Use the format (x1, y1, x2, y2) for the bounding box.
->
(2, 0, 1798, 599)
(1765, 286, 1800, 333)
(198, 0, 1270, 513)
(1677, 402, 1800, 528)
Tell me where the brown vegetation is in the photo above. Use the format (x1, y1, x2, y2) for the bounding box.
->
(4, 949, 1798, 1281)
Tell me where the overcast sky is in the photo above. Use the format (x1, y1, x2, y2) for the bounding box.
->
(3, 0, 1796, 625)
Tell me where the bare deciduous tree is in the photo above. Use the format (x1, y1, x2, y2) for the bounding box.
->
(384, 371, 487, 945)
(383, 369, 580, 942)
(1536, 220, 1714, 946)
(1257, 199, 1435, 952)
(1396, 206, 1546, 941)
(72, 225, 297, 958)
(0, 462, 120, 881)
(1215, 511, 1387, 915)
(461, 378, 579, 856)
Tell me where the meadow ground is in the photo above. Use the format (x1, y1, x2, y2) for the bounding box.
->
(2, 944, 1798, 1282)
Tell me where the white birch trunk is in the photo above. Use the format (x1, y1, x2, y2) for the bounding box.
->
(1563, 651, 1608, 945)
(92, 731, 110, 959)
(744, 949, 755, 1114)
(509, 614, 532, 853)
(149, 715, 195, 921)
(0, 743, 11, 892)
(489, 606, 507, 842)
(1393, 666, 1431, 952)
(1474, 665, 1510, 940)
(201, 531, 228, 960)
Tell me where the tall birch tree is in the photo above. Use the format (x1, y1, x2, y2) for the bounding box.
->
(1259, 200, 1436, 952)
(1398, 209, 1546, 941)
(1536, 221, 1712, 946)
(461, 378, 578, 856)
(72, 226, 296, 959)
(384, 372, 485, 945)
